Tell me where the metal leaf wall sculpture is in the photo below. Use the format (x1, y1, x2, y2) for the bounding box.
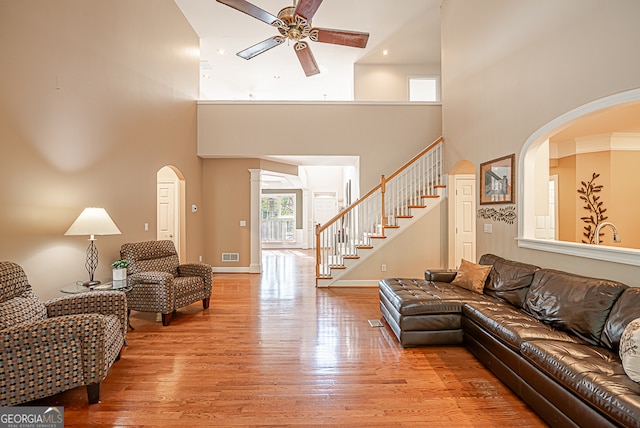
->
(577, 172, 608, 244)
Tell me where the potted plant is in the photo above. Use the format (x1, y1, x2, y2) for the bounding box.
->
(111, 259, 130, 281)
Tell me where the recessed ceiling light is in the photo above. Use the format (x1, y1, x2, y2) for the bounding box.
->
(217, 49, 226, 55)
(382, 49, 389, 56)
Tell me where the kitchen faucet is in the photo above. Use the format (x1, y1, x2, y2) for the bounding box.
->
(594, 222, 621, 245)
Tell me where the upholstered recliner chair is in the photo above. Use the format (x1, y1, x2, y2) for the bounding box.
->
(0, 261, 127, 406)
(120, 240, 212, 326)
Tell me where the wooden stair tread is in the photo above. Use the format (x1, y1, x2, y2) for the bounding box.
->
(313, 140, 448, 287)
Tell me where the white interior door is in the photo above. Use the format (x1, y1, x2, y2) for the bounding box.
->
(157, 179, 179, 250)
(534, 175, 558, 240)
(313, 195, 338, 226)
(449, 175, 476, 268)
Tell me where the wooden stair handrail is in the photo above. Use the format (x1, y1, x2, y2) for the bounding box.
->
(316, 136, 443, 235)
(316, 182, 383, 235)
(386, 136, 443, 182)
(315, 136, 444, 284)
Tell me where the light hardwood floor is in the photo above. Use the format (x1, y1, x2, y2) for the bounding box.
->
(32, 249, 546, 427)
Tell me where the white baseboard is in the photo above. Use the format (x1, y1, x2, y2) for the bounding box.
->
(212, 266, 252, 273)
(317, 279, 379, 288)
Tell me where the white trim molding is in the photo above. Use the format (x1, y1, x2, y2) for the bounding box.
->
(318, 279, 379, 288)
(249, 169, 263, 274)
(518, 238, 640, 267)
(550, 132, 640, 159)
(212, 267, 252, 273)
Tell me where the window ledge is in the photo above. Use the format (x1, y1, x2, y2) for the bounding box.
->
(517, 238, 640, 267)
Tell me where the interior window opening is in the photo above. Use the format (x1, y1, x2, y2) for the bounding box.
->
(409, 76, 439, 102)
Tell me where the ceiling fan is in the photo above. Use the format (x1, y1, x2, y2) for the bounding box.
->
(216, 0, 370, 77)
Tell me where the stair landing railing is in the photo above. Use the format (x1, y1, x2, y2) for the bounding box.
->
(315, 137, 444, 283)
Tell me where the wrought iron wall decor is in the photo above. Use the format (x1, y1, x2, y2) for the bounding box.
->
(578, 172, 608, 244)
(477, 206, 517, 224)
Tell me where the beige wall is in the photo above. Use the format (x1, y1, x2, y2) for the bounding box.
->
(354, 64, 441, 102)
(341, 203, 444, 282)
(203, 158, 304, 269)
(197, 102, 442, 191)
(441, 0, 640, 285)
(551, 156, 577, 243)
(571, 152, 612, 244)
(198, 102, 442, 272)
(0, 1, 202, 299)
(203, 159, 256, 267)
(610, 150, 640, 249)
(553, 151, 640, 248)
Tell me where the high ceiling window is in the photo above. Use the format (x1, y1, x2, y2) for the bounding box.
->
(409, 77, 439, 102)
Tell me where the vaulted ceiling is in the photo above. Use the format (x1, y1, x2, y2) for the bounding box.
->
(175, 0, 442, 100)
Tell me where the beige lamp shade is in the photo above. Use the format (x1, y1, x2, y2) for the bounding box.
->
(65, 207, 121, 236)
(65, 207, 121, 286)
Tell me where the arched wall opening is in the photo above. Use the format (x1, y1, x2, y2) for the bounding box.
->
(157, 165, 186, 261)
(518, 88, 640, 267)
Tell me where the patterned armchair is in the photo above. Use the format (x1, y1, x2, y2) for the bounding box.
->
(120, 240, 212, 326)
(0, 261, 127, 406)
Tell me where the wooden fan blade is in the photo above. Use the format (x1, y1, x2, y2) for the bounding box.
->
(237, 36, 285, 60)
(294, 0, 323, 21)
(216, 0, 280, 26)
(294, 42, 320, 77)
(310, 28, 369, 48)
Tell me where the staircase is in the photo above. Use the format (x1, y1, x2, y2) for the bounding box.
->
(315, 137, 445, 286)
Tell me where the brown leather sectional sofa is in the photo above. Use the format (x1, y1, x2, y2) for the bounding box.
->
(379, 254, 640, 427)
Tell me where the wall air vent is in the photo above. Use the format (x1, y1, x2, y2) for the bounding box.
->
(221, 253, 239, 262)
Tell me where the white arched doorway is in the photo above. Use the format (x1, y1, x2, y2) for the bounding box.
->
(518, 88, 640, 267)
(157, 166, 186, 261)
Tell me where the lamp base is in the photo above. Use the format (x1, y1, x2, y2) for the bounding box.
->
(82, 280, 102, 287)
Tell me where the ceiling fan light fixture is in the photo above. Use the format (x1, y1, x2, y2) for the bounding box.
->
(216, 0, 369, 77)
(277, 7, 311, 41)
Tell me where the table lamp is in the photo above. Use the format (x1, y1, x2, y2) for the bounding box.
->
(65, 207, 121, 286)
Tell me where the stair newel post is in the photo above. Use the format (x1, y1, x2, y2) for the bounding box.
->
(381, 174, 387, 237)
(315, 223, 321, 285)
